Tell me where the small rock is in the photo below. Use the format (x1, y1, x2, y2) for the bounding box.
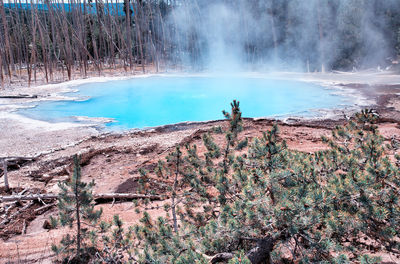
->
(43, 220, 51, 229)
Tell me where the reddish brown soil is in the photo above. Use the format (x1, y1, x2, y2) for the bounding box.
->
(3, 70, 400, 262)
(1, 117, 400, 263)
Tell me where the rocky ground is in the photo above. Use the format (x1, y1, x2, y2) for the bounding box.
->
(1, 71, 400, 263)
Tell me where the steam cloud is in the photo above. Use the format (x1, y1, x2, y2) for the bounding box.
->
(165, 0, 400, 72)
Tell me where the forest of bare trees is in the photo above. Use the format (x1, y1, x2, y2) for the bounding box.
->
(0, 0, 176, 87)
(1, 0, 400, 88)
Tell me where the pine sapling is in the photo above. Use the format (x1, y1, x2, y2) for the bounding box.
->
(51, 154, 102, 263)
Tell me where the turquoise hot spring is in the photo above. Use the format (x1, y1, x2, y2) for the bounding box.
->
(19, 75, 354, 129)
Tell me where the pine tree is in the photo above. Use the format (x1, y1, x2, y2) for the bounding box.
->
(95, 215, 135, 264)
(51, 154, 103, 263)
(129, 102, 400, 263)
(47, 102, 400, 263)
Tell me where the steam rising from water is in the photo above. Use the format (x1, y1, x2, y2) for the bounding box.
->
(166, 0, 400, 72)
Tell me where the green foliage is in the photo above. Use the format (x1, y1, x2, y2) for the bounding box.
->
(359, 255, 381, 264)
(51, 154, 102, 263)
(49, 103, 400, 263)
(94, 215, 136, 263)
(228, 252, 251, 264)
(129, 102, 400, 263)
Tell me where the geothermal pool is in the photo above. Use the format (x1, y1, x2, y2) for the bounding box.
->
(20, 75, 352, 129)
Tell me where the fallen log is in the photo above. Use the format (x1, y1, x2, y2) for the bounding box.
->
(0, 193, 165, 203)
(1, 201, 17, 220)
(0, 201, 34, 226)
(93, 193, 165, 203)
(34, 203, 55, 213)
(0, 156, 35, 163)
(3, 160, 8, 192)
(0, 94, 38, 99)
(1, 194, 57, 202)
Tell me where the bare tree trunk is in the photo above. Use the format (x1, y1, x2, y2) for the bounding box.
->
(113, 0, 128, 70)
(105, 0, 114, 68)
(70, 0, 82, 76)
(42, 4, 53, 82)
(155, 2, 166, 71)
(124, 0, 133, 70)
(171, 148, 180, 235)
(0, 44, 3, 88)
(37, 18, 49, 83)
(45, 0, 58, 81)
(82, 0, 89, 77)
(132, 0, 145, 73)
(12, 0, 23, 82)
(89, 17, 101, 75)
(147, 1, 158, 72)
(74, 170, 81, 255)
(95, 0, 107, 68)
(317, 0, 325, 73)
(0, 1, 13, 81)
(269, 12, 278, 61)
(239, 1, 250, 64)
(29, 0, 38, 83)
(17, 0, 31, 86)
(90, 0, 101, 75)
(61, 0, 73, 80)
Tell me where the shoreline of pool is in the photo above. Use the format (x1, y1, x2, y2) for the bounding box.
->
(0, 71, 376, 126)
(1, 70, 400, 157)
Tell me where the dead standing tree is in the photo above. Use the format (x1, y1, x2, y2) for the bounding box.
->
(0, 1, 13, 82)
(0, 157, 35, 192)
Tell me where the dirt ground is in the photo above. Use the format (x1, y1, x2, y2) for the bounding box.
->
(1, 118, 400, 263)
(1, 71, 400, 263)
